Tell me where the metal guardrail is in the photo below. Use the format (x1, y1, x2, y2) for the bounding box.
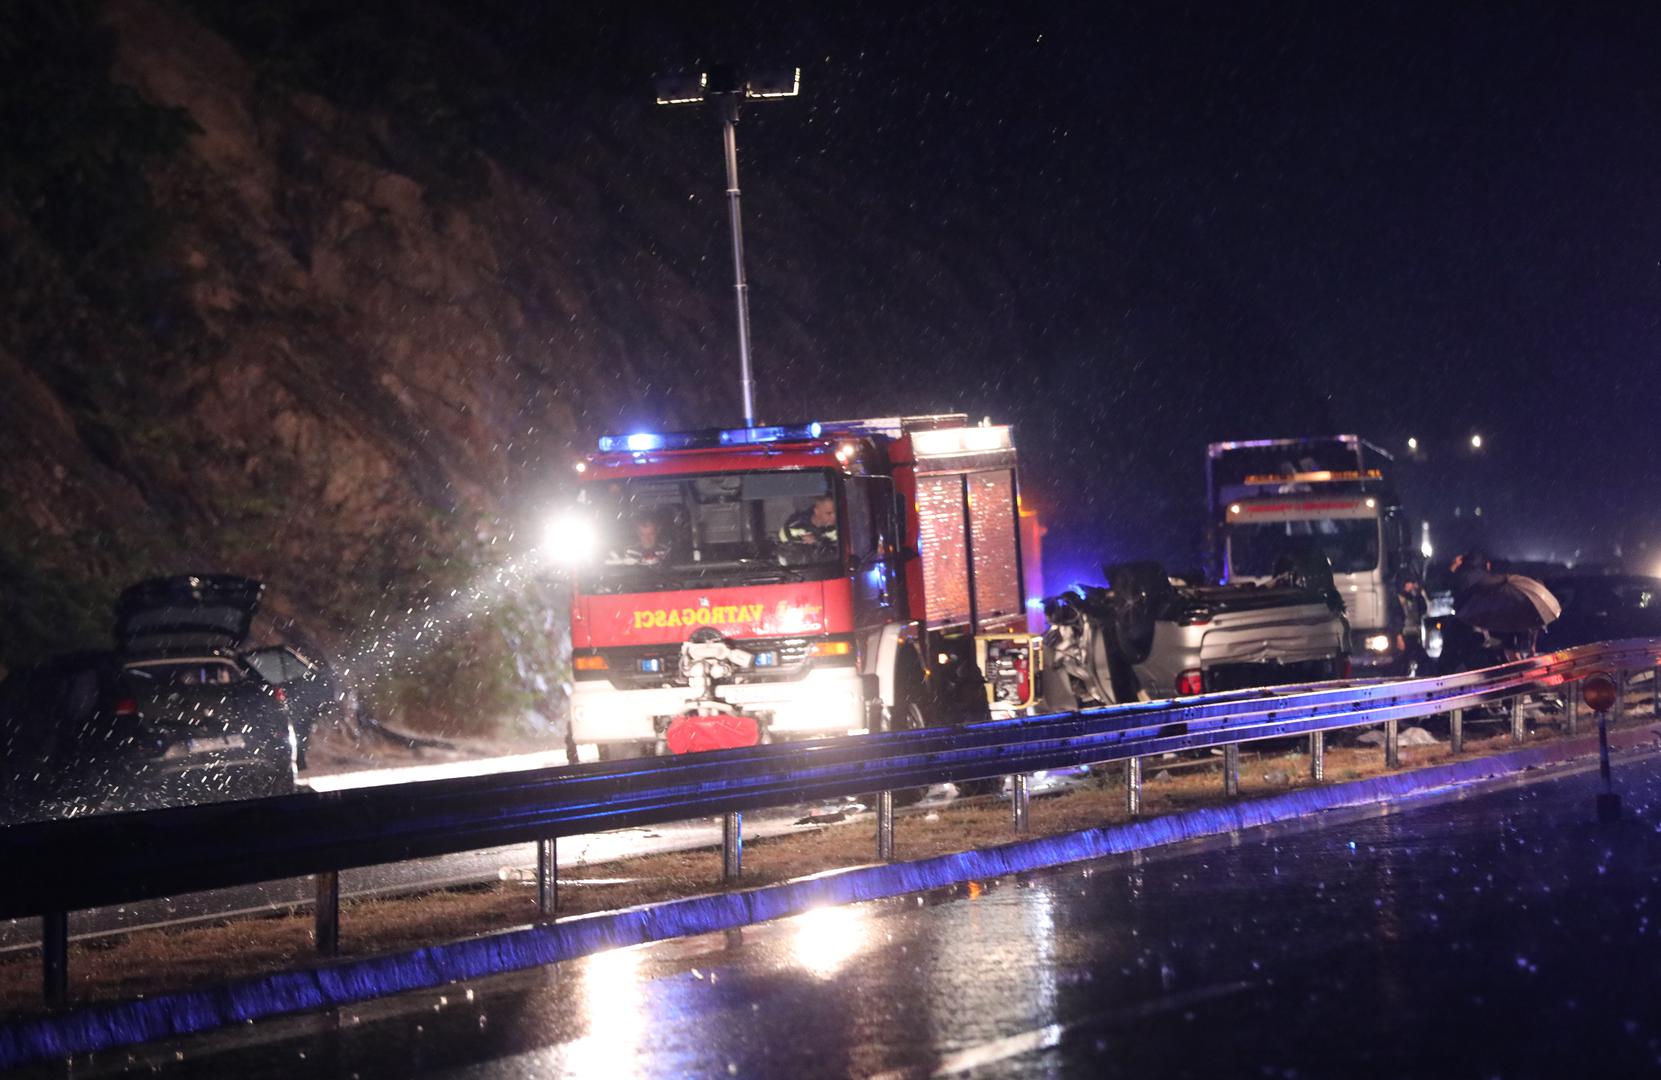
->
(5, 638, 1659, 1007)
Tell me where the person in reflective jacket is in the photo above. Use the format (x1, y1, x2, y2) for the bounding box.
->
(778, 495, 838, 548)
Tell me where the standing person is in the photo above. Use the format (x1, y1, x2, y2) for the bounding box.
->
(1450, 547, 1502, 610)
(1440, 548, 1500, 672)
(1396, 576, 1430, 674)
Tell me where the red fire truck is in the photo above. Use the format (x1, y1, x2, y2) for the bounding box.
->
(551, 415, 1038, 761)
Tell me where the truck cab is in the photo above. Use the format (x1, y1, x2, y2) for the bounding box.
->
(557, 416, 1030, 758)
(1208, 436, 1421, 674)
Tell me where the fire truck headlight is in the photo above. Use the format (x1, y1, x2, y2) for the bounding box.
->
(542, 511, 600, 567)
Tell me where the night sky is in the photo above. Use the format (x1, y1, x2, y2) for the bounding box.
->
(516, 3, 1661, 586)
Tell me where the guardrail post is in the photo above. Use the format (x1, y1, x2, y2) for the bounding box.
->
(536, 837, 558, 917)
(1309, 731, 1324, 782)
(1011, 773, 1030, 834)
(1450, 708, 1464, 755)
(722, 811, 743, 881)
(1510, 694, 1526, 745)
(876, 790, 895, 859)
(42, 911, 68, 1006)
(1384, 718, 1400, 769)
(1223, 744, 1240, 798)
(1565, 683, 1580, 736)
(315, 871, 340, 956)
(1652, 665, 1659, 718)
(1597, 703, 1620, 822)
(1126, 757, 1142, 817)
(1585, 672, 1623, 822)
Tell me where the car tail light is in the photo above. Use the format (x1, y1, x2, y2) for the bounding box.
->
(1176, 669, 1204, 697)
(273, 687, 287, 703)
(574, 655, 608, 672)
(114, 697, 139, 717)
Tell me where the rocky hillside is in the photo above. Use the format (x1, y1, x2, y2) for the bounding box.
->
(2, 3, 637, 723)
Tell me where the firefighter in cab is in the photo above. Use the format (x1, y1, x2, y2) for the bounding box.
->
(778, 495, 838, 550)
(610, 511, 672, 566)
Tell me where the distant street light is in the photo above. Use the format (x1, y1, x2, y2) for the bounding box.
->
(655, 64, 801, 427)
(1406, 436, 1419, 452)
(1470, 433, 1484, 450)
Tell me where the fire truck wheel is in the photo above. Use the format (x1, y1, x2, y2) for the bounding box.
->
(888, 653, 932, 807)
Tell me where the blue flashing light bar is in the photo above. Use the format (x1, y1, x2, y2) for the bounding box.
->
(598, 422, 825, 453)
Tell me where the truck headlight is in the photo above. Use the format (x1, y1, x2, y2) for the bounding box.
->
(541, 511, 600, 567)
(1363, 634, 1392, 653)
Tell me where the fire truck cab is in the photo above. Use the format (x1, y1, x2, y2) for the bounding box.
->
(560, 415, 1032, 759)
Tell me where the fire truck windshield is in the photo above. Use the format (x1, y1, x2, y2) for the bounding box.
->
(1228, 518, 1381, 577)
(577, 470, 842, 594)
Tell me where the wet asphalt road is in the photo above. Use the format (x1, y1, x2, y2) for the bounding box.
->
(36, 752, 1661, 1079)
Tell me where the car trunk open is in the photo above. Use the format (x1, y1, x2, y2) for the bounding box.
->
(114, 575, 264, 654)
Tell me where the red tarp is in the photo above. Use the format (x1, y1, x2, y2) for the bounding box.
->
(665, 712, 761, 754)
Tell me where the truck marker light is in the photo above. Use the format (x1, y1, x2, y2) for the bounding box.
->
(808, 641, 852, 657)
(574, 655, 609, 672)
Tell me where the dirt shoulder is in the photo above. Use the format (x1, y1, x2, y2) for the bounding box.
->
(0, 706, 1644, 1015)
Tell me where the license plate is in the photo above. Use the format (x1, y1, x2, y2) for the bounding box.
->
(187, 734, 246, 753)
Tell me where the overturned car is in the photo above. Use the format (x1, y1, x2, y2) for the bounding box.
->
(1042, 559, 1351, 709)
